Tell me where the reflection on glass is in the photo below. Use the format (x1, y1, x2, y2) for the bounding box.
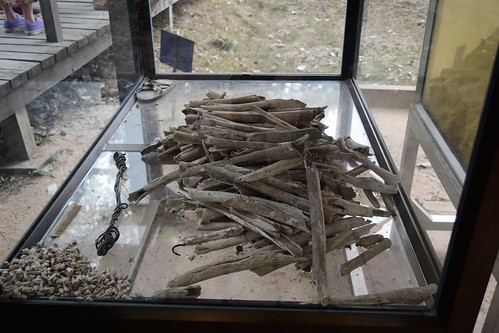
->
(422, 0, 499, 168)
(153, 0, 346, 74)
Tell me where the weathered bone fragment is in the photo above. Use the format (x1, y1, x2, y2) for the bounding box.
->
(247, 127, 322, 142)
(328, 284, 438, 306)
(203, 109, 319, 126)
(197, 115, 274, 132)
(199, 98, 307, 111)
(197, 222, 241, 231)
(150, 285, 202, 300)
(345, 164, 370, 177)
(128, 168, 181, 203)
(381, 192, 397, 215)
(167, 251, 307, 287)
(197, 124, 249, 141)
(195, 207, 226, 223)
(356, 234, 385, 248)
(238, 157, 304, 183)
(340, 238, 392, 276)
(252, 106, 298, 130)
(363, 189, 381, 208)
(305, 159, 329, 306)
(262, 175, 308, 198)
(192, 200, 280, 239)
(221, 195, 310, 232)
(226, 139, 303, 166)
(344, 136, 371, 156)
(194, 231, 260, 254)
(187, 94, 264, 108)
(204, 135, 276, 150)
(296, 228, 355, 271)
(50, 203, 82, 238)
(174, 145, 205, 163)
(204, 165, 311, 212)
(172, 130, 205, 145)
(337, 223, 377, 249)
(177, 226, 245, 246)
(327, 173, 398, 194)
(336, 137, 400, 185)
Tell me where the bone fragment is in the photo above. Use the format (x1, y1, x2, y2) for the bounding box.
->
(167, 251, 307, 287)
(150, 285, 202, 300)
(205, 135, 276, 151)
(50, 203, 82, 238)
(187, 94, 264, 108)
(247, 127, 322, 142)
(328, 284, 438, 306)
(178, 226, 245, 246)
(128, 168, 181, 203)
(194, 231, 261, 254)
(199, 98, 306, 111)
(238, 157, 304, 183)
(197, 115, 274, 132)
(305, 160, 329, 306)
(340, 238, 392, 276)
(252, 106, 298, 130)
(356, 234, 385, 248)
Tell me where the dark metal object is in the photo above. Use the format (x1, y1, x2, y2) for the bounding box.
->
(95, 152, 128, 256)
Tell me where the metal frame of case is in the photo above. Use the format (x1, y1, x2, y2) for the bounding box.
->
(1, 1, 498, 332)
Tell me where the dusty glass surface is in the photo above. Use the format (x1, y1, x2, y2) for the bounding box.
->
(36, 80, 431, 307)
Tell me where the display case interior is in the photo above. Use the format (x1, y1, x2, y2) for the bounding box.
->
(1, 0, 498, 331)
(2, 80, 429, 307)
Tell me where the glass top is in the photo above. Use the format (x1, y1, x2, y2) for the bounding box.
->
(32, 80, 429, 307)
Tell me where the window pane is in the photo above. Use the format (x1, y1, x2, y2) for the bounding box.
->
(422, 0, 499, 168)
(153, 0, 346, 74)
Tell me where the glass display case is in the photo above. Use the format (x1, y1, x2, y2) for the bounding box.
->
(1, 1, 498, 331)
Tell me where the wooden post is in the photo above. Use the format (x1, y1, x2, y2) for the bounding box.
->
(39, 0, 64, 42)
(0, 107, 36, 162)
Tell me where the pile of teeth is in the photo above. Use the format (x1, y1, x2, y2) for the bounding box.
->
(0, 241, 132, 300)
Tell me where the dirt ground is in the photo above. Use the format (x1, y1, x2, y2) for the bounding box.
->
(0, 0, 448, 264)
(0, 50, 120, 261)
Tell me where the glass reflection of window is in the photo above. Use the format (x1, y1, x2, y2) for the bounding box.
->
(422, 0, 499, 168)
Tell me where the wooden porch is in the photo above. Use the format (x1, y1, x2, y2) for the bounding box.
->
(0, 0, 176, 162)
(0, 0, 111, 161)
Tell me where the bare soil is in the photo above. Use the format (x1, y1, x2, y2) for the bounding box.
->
(0, 50, 120, 261)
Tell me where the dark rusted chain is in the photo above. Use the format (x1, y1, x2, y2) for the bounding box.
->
(95, 152, 128, 256)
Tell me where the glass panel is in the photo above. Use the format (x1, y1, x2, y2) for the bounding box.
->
(422, 0, 499, 169)
(357, 0, 430, 86)
(1, 1, 446, 314)
(412, 0, 499, 267)
(356, 0, 498, 279)
(0, 0, 143, 266)
(33, 80, 428, 307)
(356, 0, 498, 290)
(152, 1, 346, 74)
